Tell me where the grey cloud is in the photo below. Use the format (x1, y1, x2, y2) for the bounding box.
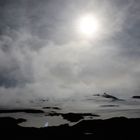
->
(0, 0, 140, 106)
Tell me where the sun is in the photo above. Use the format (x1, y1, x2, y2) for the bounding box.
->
(76, 14, 100, 38)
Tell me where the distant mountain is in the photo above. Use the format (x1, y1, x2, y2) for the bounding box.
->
(94, 93, 124, 101)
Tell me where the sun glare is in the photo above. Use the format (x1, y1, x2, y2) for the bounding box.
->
(76, 14, 100, 38)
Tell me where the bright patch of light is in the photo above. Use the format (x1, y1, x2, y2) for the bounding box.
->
(76, 14, 100, 38)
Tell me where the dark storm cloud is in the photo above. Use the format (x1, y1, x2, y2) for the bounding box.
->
(0, 0, 140, 105)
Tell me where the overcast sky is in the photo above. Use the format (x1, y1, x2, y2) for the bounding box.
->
(0, 0, 140, 105)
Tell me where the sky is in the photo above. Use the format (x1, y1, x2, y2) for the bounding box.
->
(0, 0, 140, 106)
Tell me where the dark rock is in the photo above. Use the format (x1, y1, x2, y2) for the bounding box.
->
(61, 113, 99, 122)
(100, 105, 119, 107)
(46, 112, 99, 122)
(0, 117, 26, 128)
(102, 93, 119, 100)
(0, 109, 44, 114)
(94, 93, 124, 101)
(17, 118, 27, 123)
(132, 96, 140, 99)
(0, 116, 140, 139)
(43, 107, 61, 110)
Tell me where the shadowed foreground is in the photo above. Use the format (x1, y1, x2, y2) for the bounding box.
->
(0, 116, 140, 139)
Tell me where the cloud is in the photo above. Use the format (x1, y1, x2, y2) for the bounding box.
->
(0, 0, 140, 106)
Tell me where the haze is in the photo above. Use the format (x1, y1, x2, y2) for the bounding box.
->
(0, 0, 140, 106)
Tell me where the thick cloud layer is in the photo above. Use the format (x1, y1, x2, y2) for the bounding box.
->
(0, 0, 140, 105)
